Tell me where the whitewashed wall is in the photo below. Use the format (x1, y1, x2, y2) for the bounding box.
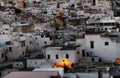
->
(76, 73, 110, 78)
(27, 59, 46, 68)
(85, 34, 118, 62)
(45, 48, 76, 63)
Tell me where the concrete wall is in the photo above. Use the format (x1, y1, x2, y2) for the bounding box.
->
(6, 45, 26, 60)
(27, 59, 46, 68)
(12, 62, 24, 68)
(85, 34, 118, 62)
(25, 36, 36, 52)
(76, 72, 110, 78)
(34, 35, 53, 50)
(45, 49, 76, 63)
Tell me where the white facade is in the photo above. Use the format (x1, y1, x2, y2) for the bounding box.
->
(25, 35, 36, 52)
(33, 35, 53, 50)
(64, 73, 110, 78)
(85, 34, 120, 62)
(46, 48, 76, 63)
(79, 56, 100, 63)
(5, 41, 26, 60)
(33, 68, 64, 77)
(12, 61, 25, 68)
(0, 35, 12, 44)
(68, 72, 110, 78)
(76, 38, 86, 54)
(0, 24, 13, 35)
(45, 45, 81, 64)
(27, 59, 46, 68)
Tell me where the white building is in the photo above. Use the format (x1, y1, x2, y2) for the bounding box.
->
(33, 34, 53, 50)
(0, 24, 13, 35)
(85, 31, 120, 62)
(45, 41, 82, 65)
(64, 72, 110, 78)
(5, 41, 26, 60)
(33, 68, 64, 77)
(12, 59, 26, 68)
(27, 58, 46, 68)
(24, 34, 36, 52)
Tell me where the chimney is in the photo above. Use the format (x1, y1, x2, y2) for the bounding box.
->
(98, 70, 103, 78)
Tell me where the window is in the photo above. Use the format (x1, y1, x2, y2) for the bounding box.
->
(5, 29, 8, 31)
(105, 28, 107, 30)
(9, 47, 12, 51)
(37, 43, 39, 46)
(66, 54, 69, 59)
(56, 54, 59, 59)
(93, 0, 96, 5)
(21, 41, 25, 47)
(41, 35, 44, 38)
(22, 51, 24, 55)
(105, 42, 109, 46)
(116, 41, 119, 43)
(77, 51, 79, 54)
(47, 54, 50, 59)
(91, 58, 94, 62)
(90, 41, 94, 49)
(20, 65, 23, 66)
(99, 58, 102, 62)
(35, 61, 37, 64)
(3, 32, 5, 34)
(16, 64, 19, 66)
(98, 28, 100, 31)
(86, 52, 89, 57)
(82, 49, 85, 57)
(44, 41, 47, 45)
(29, 41, 33, 44)
(36, 37, 37, 40)
(1, 53, 4, 58)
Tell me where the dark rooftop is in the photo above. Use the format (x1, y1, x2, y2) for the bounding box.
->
(44, 43, 81, 50)
(61, 45, 80, 50)
(27, 54, 45, 59)
(14, 59, 26, 62)
(85, 30, 106, 34)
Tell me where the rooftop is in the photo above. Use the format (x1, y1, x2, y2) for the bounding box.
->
(61, 45, 80, 50)
(2, 71, 59, 78)
(45, 43, 81, 50)
(85, 30, 106, 35)
(27, 54, 45, 59)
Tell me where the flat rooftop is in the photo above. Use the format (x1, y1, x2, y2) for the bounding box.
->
(2, 71, 59, 78)
(45, 45, 81, 50)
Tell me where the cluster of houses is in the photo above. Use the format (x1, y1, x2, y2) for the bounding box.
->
(0, 0, 120, 78)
